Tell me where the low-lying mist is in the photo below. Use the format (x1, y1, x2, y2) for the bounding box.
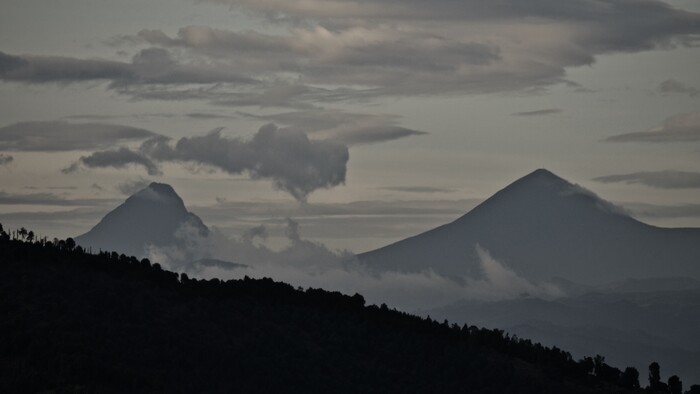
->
(146, 220, 564, 311)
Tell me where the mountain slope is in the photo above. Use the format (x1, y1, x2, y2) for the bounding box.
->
(359, 169, 700, 284)
(0, 235, 641, 393)
(75, 182, 208, 257)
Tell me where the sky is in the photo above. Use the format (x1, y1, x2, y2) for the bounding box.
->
(1, 0, 700, 253)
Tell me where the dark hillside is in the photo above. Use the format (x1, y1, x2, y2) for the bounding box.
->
(0, 231, 648, 393)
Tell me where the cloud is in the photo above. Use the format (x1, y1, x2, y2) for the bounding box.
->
(659, 79, 699, 97)
(379, 186, 456, 194)
(0, 153, 12, 166)
(116, 177, 152, 195)
(6, 0, 698, 103)
(242, 110, 427, 145)
(147, 220, 563, 311)
(606, 112, 700, 142)
(593, 170, 700, 189)
(143, 124, 349, 201)
(169, 0, 700, 96)
(63, 147, 162, 176)
(622, 202, 700, 219)
(512, 108, 563, 117)
(0, 121, 158, 152)
(0, 48, 254, 87)
(0, 191, 116, 206)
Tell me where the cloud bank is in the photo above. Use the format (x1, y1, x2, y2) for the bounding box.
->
(4, 0, 700, 104)
(147, 220, 563, 311)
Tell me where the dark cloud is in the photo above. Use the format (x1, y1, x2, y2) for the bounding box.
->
(0, 121, 158, 152)
(142, 124, 349, 201)
(606, 112, 700, 142)
(0, 50, 132, 83)
(116, 177, 152, 195)
(379, 186, 456, 193)
(0, 48, 254, 86)
(512, 108, 563, 117)
(593, 170, 700, 189)
(242, 110, 427, 145)
(659, 79, 699, 97)
(63, 147, 162, 176)
(0, 153, 13, 166)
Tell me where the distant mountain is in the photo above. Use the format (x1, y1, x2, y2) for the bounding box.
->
(75, 183, 208, 257)
(359, 169, 700, 285)
(422, 288, 700, 385)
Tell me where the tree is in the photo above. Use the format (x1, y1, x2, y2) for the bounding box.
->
(619, 367, 639, 389)
(27, 231, 34, 243)
(667, 375, 681, 394)
(687, 384, 700, 394)
(65, 237, 75, 250)
(649, 362, 661, 389)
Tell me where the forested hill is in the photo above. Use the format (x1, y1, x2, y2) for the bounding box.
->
(0, 230, 659, 393)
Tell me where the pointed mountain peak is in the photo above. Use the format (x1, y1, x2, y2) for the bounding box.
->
(512, 169, 571, 189)
(130, 182, 184, 206)
(76, 182, 207, 257)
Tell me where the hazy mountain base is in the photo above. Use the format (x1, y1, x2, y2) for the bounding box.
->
(422, 286, 700, 385)
(0, 236, 642, 393)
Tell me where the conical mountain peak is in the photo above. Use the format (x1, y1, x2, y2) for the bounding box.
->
(360, 169, 700, 285)
(75, 182, 207, 257)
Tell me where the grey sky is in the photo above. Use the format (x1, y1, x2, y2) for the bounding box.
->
(1, 0, 699, 252)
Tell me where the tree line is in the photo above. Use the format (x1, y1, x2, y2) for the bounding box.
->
(1, 222, 698, 393)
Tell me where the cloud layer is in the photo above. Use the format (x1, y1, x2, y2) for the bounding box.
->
(0, 121, 157, 152)
(4, 0, 700, 104)
(242, 110, 427, 145)
(146, 220, 563, 311)
(594, 170, 700, 189)
(606, 112, 700, 142)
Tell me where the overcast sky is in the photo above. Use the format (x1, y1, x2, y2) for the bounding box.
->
(1, 0, 700, 252)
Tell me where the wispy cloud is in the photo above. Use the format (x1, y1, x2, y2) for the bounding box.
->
(0, 121, 158, 152)
(606, 112, 700, 143)
(379, 186, 456, 194)
(242, 110, 427, 145)
(63, 147, 161, 176)
(512, 108, 563, 117)
(594, 170, 700, 189)
(659, 79, 699, 98)
(0, 191, 117, 206)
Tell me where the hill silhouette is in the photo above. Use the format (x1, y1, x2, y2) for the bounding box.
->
(360, 169, 700, 284)
(0, 227, 654, 393)
(75, 182, 208, 258)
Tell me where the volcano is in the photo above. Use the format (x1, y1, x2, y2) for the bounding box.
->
(359, 169, 700, 284)
(75, 183, 208, 258)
